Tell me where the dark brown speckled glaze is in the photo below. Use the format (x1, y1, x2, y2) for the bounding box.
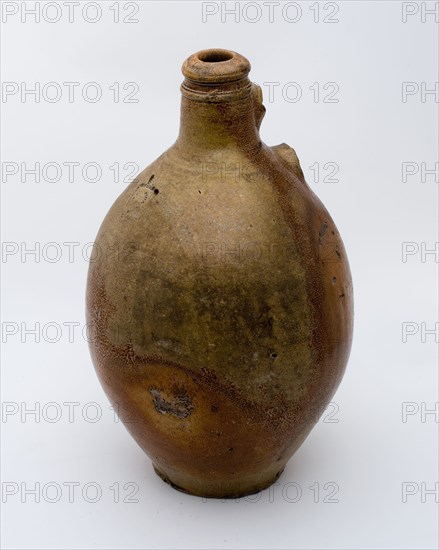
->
(86, 49, 353, 498)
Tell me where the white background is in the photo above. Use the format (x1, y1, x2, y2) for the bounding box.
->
(1, 1, 438, 549)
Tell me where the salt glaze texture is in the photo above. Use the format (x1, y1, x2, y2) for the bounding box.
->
(86, 49, 353, 498)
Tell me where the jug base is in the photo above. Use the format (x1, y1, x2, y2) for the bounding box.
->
(152, 463, 285, 499)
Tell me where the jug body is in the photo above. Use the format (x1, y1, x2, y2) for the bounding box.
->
(86, 49, 353, 498)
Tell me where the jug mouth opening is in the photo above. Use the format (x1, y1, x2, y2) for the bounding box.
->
(197, 49, 234, 63)
(181, 49, 252, 102)
(182, 48, 251, 84)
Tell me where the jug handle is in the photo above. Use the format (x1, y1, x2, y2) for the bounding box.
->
(271, 143, 305, 181)
(252, 83, 266, 130)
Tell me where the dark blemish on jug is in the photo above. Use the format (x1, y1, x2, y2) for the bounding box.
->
(150, 387, 194, 419)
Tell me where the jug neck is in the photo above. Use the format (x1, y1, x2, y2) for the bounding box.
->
(176, 49, 265, 152)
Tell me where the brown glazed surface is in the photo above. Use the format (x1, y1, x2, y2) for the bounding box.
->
(86, 49, 353, 498)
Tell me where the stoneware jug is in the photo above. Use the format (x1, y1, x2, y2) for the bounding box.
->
(86, 49, 353, 498)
